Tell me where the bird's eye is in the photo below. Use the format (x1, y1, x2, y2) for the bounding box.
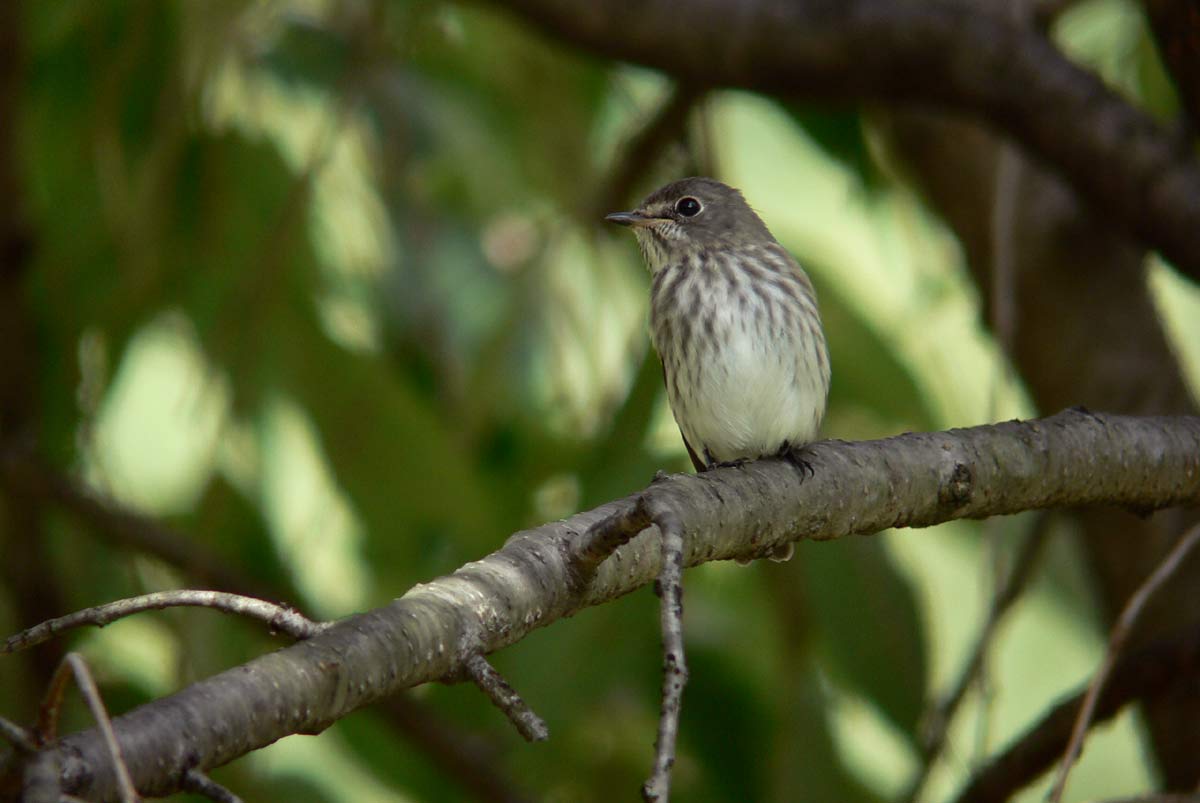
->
(675, 197, 702, 217)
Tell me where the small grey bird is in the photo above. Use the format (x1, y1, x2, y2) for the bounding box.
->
(607, 177, 830, 475)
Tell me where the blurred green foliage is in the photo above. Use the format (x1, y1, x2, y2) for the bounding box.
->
(2, 1, 1199, 801)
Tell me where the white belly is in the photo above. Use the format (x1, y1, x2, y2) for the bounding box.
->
(649, 247, 830, 467)
(672, 320, 826, 463)
(654, 289, 828, 466)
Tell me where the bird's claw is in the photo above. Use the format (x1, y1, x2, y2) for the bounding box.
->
(779, 442, 816, 478)
(708, 457, 752, 470)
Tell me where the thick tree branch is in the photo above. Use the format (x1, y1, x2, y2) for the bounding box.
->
(488, 0, 1200, 279)
(3, 410, 1199, 801)
(0, 456, 534, 803)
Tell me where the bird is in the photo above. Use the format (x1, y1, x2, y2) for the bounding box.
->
(606, 177, 830, 480)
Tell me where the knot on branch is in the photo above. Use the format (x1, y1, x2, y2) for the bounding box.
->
(938, 462, 974, 508)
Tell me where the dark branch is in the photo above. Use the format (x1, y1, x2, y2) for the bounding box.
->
(181, 769, 241, 803)
(464, 654, 549, 743)
(38, 655, 138, 803)
(4, 410, 1199, 801)
(952, 623, 1200, 803)
(489, 0, 1200, 279)
(1049, 522, 1200, 801)
(905, 514, 1053, 802)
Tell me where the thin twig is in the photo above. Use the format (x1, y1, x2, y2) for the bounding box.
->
(463, 654, 549, 743)
(1049, 522, 1200, 802)
(182, 769, 243, 803)
(17, 412, 1200, 801)
(36, 652, 73, 746)
(642, 507, 688, 803)
(905, 514, 1053, 802)
(570, 497, 652, 576)
(953, 624, 1200, 803)
(39, 654, 140, 802)
(0, 715, 36, 752)
(4, 590, 327, 653)
(4, 459, 532, 803)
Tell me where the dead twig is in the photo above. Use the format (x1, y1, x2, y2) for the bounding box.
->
(38, 654, 139, 803)
(0, 715, 36, 753)
(953, 623, 1200, 803)
(4, 590, 326, 653)
(642, 506, 688, 803)
(570, 497, 652, 576)
(182, 768, 242, 803)
(1049, 522, 1200, 801)
(905, 514, 1053, 802)
(463, 654, 549, 743)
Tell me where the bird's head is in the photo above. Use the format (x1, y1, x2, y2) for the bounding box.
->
(605, 177, 773, 273)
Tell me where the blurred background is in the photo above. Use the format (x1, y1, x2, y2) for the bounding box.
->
(1, 1, 1199, 801)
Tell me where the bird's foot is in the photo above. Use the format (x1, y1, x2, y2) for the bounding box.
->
(708, 457, 752, 471)
(778, 441, 815, 478)
(701, 446, 752, 471)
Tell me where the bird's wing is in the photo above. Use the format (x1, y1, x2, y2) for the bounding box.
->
(660, 359, 707, 472)
(682, 430, 706, 473)
(765, 242, 817, 295)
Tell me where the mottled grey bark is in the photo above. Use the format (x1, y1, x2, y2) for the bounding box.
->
(3, 411, 1198, 801)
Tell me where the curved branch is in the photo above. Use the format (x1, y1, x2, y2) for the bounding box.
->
(488, 0, 1200, 279)
(3, 591, 326, 653)
(4, 410, 1199, 801)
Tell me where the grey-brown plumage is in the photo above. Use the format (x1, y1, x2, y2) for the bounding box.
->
(607, 177, 830, 474)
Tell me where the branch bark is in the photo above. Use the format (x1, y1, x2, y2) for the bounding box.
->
(487, 0, 1200, 280)
(1, 410, 1198, 801)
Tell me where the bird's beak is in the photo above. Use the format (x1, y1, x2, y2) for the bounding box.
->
(605, 210, 660, 228)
